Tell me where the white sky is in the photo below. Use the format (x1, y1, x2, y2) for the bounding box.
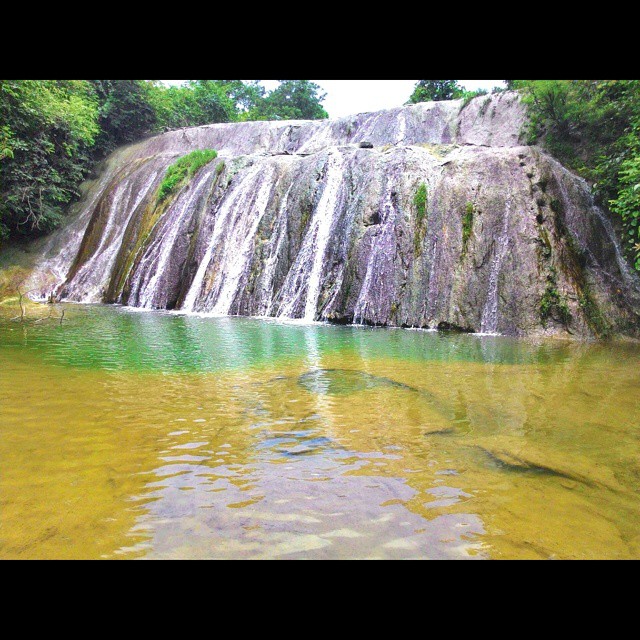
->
(161, 80, 505, 119)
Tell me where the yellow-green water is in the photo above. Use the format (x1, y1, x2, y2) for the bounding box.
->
(1, 304, 639, 559)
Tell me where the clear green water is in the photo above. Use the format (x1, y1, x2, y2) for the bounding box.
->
(1, 303, 639, 559)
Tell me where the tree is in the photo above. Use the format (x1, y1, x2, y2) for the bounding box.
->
(147, 80, 238, 130)
(250, 80, 328, 120)
(407, 80, 464, 103)
(91, 80, 156, 148)
(219, 80, 265, 113)
(0, 80, 100, 240)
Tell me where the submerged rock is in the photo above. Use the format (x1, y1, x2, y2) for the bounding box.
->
(474, 446, 580, 481)
(297, 368, 420, 396)
(22, 92, 640, 339)
(470, 439, 628, 495)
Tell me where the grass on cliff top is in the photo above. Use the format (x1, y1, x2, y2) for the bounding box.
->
(157, 149, 218, 203)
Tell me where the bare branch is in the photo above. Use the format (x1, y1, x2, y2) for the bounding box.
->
(11, 287, 39, 323)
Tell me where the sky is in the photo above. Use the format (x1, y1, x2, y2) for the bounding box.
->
(162, 80, 505, 119)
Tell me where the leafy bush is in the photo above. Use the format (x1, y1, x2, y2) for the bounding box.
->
(540, 284, 572, 326)
(0, 80, 100, 241)
(157, 149, 218, 203)
(609, 131, 640, 270)
(247, 80, 328, 121)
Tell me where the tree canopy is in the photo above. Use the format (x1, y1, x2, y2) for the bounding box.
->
(407, 80, 464, 103)
(249, 80, 329, 120)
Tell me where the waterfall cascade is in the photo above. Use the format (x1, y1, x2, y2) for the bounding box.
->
(28, 92, 640, 338)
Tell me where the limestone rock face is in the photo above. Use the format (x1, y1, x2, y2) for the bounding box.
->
(28, 92, 640, 338)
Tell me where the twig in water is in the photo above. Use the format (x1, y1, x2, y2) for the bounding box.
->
(10, 287, 42, 322)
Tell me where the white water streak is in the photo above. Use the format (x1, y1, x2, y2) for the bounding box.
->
(137, 168, 215, 307)
(182, 164, 264, 312)
(263, 182, 295, 316)
(39, 166, 117, 285)
(303, 152, 344, 320)
(550, 160, 640, 290)
(211, 167, 277, 314)
(278, 151, 344, 320)
(480, 194, 512, 333)
(426, 237, 439, 320)
(353, 182, 394, 323)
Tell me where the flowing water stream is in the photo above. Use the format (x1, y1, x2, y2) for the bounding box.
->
(1, 304, 639, 559)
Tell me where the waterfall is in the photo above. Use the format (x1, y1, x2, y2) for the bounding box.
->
(36, 161, 119, 287)
(64, 167, 161, 302)
(278, 150, 345, 320)
(591, 205, 640, 289)
(480, 194, 512, 334)
(25, 95, 639, 338)
(353, 179, 396, 324)
(303, 152, 345, 320)
(209, 165, 279, 315)
(425, 237, 439, 322)
(183, 163, 269, 312)
(262, 182, 295, 316)
(131, 167, 216, 308)
(552, 160, 640, 291)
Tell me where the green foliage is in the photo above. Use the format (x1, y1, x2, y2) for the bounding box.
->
(247, 80, 328, 121)
(540, 268, 571, 327)
(413, 183, 428, 254)
(91, 80, 156, 150)
(578, 286, 610, 337)
(0, 80, 100, 241)
(147, 80, 237, 130)
(461, 88, 489, 109)
(414, 183, 428, 224)
(215, 161, 225, 175)
(516, 80, 640, 271)
(148, 79, 329, 127)
(0, 125, 14, 159)
(461, 201, 474, 255)
(407, 80, 464, 104)
(157, 149, 218, 202)
(609, 130, 640, 270)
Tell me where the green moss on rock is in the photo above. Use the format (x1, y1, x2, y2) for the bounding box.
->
(413, 183, 428, 255)
(157, 149, 218, 203)
(540, 268, 572, 327)
(461, 201, 474, 257)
